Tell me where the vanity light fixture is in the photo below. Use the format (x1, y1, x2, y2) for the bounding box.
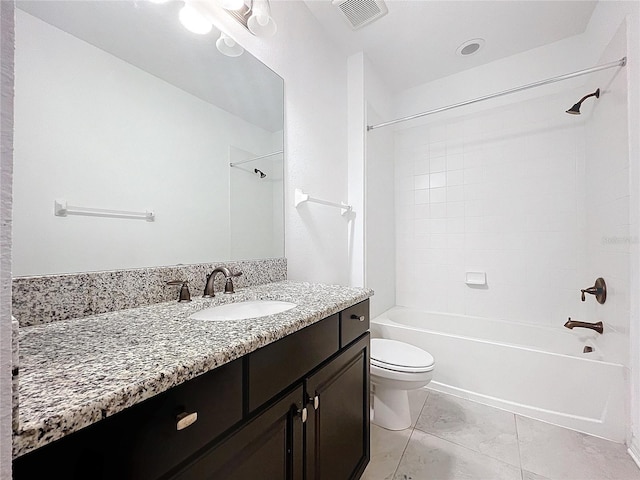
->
(223, 0, 277, 38)
(217, 0, 246, 11)
(216, 32, 244, 57)
(247, 0, 277, 37)
(179, 2, 213, 35)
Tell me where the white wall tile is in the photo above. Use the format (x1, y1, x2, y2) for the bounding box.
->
(415, 189, 429, 204)
(430, 172, 447, 188)
(430, 156, 447, 173)
(447, 153, 464, 171)
(447, 170, 464, 186)
(430, 187, 447, 203)
(414, 174, 430, 189)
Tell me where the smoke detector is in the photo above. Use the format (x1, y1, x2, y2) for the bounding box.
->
(332, 0, 388, 30)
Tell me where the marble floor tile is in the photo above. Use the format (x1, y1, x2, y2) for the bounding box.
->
(415, 391, 520, 467)
(361, 424, 412, 480)
(393, 429, 521, 480)
(522, 470, 552, 480)
(408, 388, 430, 427)
(517, 415, 640, 480)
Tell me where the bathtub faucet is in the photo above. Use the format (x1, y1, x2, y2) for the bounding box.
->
(564, 318, 603, 334)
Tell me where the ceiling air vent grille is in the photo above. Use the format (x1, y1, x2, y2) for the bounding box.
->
(332, 0, 388, 30)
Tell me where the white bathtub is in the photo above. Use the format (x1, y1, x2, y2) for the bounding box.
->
(371, 307, 626, 442)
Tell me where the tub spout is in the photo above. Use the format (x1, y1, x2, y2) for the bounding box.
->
(564, 318, 603, 334)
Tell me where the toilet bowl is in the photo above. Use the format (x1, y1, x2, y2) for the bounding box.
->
(370, 338, 435, 431)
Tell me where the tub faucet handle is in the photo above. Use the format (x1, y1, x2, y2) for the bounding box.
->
(580, 277, 606, 304)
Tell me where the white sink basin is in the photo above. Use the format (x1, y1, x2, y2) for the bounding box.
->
(189, 300, 297, 321)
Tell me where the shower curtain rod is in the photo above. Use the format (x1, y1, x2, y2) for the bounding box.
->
(229, 150, 283, 167)
(367, 57, 627, 131)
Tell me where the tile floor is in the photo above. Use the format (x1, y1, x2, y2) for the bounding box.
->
(362, 389, 640, 480)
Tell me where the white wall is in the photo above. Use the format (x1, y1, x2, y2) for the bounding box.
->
(200, 1, 351, 285)
(347, 52, 365, 288)
(364, 56, 395, 317)
(13, 10, 277, 276)
(0, 1, 13, 476)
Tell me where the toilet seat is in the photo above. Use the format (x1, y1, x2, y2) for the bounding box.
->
(371, 338, 434, 374)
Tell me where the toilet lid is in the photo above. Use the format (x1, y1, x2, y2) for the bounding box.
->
(371, 338, 434, 373)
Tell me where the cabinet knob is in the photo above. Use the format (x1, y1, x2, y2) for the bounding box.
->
(176, 411, 198, 430)
(351, 314, 365, 322)
(298, 407, 308, 423)
(309, 395, 319, 410)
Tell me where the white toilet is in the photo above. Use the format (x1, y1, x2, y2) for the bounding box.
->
(370, 338, 435, 431)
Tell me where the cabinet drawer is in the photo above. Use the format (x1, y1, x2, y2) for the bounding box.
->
(340, 300, 369, 347)
(14, 359, 244, 480)
(119, 359, 244, 479)
(247, 315, 339, 412)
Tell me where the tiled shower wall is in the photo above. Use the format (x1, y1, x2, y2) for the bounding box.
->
(582, 23, 630, 365)
(394, 89, 594, 328)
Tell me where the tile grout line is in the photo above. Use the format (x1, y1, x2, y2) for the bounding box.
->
(411, 406, 522, 469)
(392, 390, 430, 480)
(515, 413, 525, 480)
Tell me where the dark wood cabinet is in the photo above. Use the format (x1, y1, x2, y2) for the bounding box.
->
(305, 334, 370, 480)
(169, 386, 305, 480)
(13, 359, 244, 480)
(14, 300, 370, 480)
(247, 314, 339, 412)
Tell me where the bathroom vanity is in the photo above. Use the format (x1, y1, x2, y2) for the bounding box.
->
(12, 282, 371, 480)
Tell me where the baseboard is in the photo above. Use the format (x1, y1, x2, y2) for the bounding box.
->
(628, 436, 640, 470)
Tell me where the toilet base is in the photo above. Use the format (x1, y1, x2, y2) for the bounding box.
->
(372, 386, 411, 431)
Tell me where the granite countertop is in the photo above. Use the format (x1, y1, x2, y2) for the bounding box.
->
(13, 280, 373, 458)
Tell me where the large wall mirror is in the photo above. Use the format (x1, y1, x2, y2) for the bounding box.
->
(13, 1, 284, 277)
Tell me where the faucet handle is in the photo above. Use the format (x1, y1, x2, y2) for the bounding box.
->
(224, 272, 242, 294)
(166, 280, 192, 303)
(580, 277, 606, 304)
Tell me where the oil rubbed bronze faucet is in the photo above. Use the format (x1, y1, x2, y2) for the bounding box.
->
(581, 277, 606, 304)
(203, 266, 243, 297)
(564, 317, 604, 334)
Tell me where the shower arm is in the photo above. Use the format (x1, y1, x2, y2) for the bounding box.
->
(367, 57, 627, 131)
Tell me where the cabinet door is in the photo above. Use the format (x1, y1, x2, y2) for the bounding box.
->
(170, 385, 305, 480)
(305, 333, 370, 480)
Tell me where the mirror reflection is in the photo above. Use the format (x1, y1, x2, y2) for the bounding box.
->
(13, 1, 284, 277)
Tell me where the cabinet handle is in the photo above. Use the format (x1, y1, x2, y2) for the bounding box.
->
(176, 411, 198, 430)
(298, 407, 308, 423)
(308, 395, 319, 410)
(351, 314, 365, 322)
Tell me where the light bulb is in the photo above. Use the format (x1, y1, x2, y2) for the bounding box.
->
(179, 4, 212, 35)
(216, 32, 244, 57)
(247, 0, 276, 37)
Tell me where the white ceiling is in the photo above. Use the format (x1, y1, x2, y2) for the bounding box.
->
(304, 0, 598, 92)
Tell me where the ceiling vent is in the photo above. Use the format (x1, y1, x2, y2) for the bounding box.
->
(332, 0, 388, 30)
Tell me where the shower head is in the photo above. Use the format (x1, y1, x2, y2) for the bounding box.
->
(566, 88, 600, 115)
(254, 168, 266, 178)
